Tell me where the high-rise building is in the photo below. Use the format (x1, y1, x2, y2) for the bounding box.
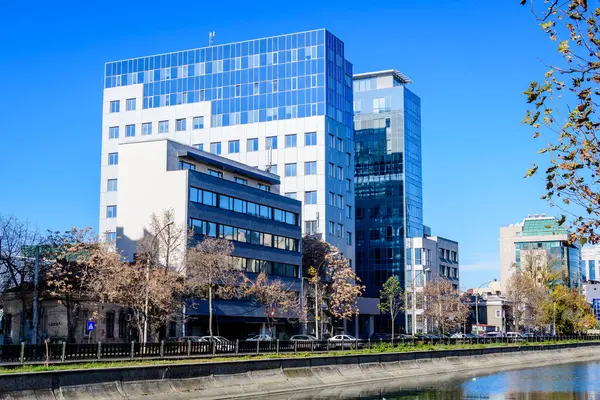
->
(499, 214, 584, 288)
(582, 246, 600, 283)
(353, 70, 423, 298)
(100, 29, 355, 263)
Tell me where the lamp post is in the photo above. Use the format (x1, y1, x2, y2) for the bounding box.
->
(475, 279, 496, 334)
(143, 221, 174, 343)
(552, 292, 570, 336)
(409, 268, 430, 335)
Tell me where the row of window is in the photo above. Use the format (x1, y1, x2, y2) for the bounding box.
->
(439, 248, 458, 263)
(327, 221, 352, 245)
(180, 162, 272, 191)
(189, 187, 298, 226)
(108, 116, 205, 139)
(440, 265, 459, 279)
(327, 191, 348, 211)
(189, 218, 299, 252)
(232, 256, 299, 278)
(109, 99, 137, 113)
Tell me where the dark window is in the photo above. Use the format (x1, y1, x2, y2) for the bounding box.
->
(118, 312, 128, 339)
(105, 312, 115, 339)
(168, 321, 177, 338)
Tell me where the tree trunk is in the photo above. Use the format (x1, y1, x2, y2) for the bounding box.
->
(66, 297, 74, 343)
(208, 285, 213, 337)
(391, 315, 395, 339)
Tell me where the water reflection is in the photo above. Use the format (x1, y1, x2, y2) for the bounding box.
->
(256, 361, 600, 399)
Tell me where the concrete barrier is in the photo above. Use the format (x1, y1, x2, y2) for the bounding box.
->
(1, 342, 600, 399)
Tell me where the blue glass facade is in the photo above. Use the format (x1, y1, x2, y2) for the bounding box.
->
(353, 71, 423, 298)
(515, 241, 583, 288)
(104, 29, 353, 131)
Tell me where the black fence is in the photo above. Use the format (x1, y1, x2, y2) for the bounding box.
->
(0, 335, 598, 365)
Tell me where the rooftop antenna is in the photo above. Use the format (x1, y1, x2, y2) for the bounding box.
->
(209, 32, 216, 46)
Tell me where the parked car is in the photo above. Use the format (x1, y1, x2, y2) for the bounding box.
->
(486, 331, 503, 338)
(505, 332, 522, 339)
(176, 336, 208, 343)
(450, 333, 466, 339)
(370, 332, 392, 341)
(290, 335, 317, 341)
(247, 334, 274, 341)
(200, 336, 234, 351)
(396, 334, 414, 340)
(328, 334, 361, 348)
(200, 335, 230, 343)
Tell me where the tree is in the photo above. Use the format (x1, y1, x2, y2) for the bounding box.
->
(520, 0, 600, 245)
(243, 273, 299, 338)
(518, 251, 565, 288)
(44, 228, 107, 343)
(378, 276, 404, 338)
(302, 234, 364, 338)
(186, 237, 238, 337)
(0, 215, 43, 341)
(544, 284, 596, 334)
(422, 279, 465, 334)
(505, 273, 548, 332)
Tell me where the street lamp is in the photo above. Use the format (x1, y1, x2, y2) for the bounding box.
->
(552, 292, 570, 336)
(475, 279, 496, 334)
(409, 268, 430, 335)
(143, 221, 174, 343)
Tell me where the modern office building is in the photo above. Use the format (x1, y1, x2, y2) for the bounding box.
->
(352, 69, 423, 299)
(100, 29, 355, 264)
(116, 138, 302, 338)
(582, 246, 600, 283)
(499, 214, 584, 289)
(404, 233, 460, 334)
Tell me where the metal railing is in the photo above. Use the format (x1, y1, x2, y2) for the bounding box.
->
(0, 335, 598, 366)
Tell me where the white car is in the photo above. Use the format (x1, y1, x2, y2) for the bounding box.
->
(247, 334, 274, 341)
(290, 335, 317, 341)
(450, 333, 466, 339)
(200, 335, 230, 343)
(328, 335, 360, 348)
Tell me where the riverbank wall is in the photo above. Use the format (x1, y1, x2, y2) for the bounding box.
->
(2, 342, 600, 400)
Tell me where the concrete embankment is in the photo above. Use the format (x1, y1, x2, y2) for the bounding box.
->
(1, 342, 600, 400)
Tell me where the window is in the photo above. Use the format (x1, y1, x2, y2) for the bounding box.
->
(179, 161, 195, 170)
(235, 177, 247, 185)
(305, 220, 318, 234)
(142, 122, 152, 135)
(336, 223, 343, 238)
(258, 184, 270, 192)
(110, 100, 120, 113)
(336, 194, 344, 209)
(415, 249, 422, 265)
(196, 144, 204, 151)
(176, 118, 187, 131)
(285, 163, 297, 177)
(193, 116, 204, 129)
(105, 232, 117, 242)
(285, 192, 297, 199)
(107, 179, 117, 192)
(208, 169, 223, 178)
(268, 165, 277, 175)
(109, 126, 119, 139)
(108, 152, 118, 165)
(210, 142, 222, 155)
(328, 134, 335, 148)
(346, 205, 352, 219)
(229, 140, 240, 154)
(125, 124, 135, 137)
(495, 310, 501, 318)
(305, 161, 317, 175)
(373, 97, 389, 113)
(266, 136, 278, 150)
(337, 166, 344, 180)
(159, 120, 169, 133)
(247, 138, 258, 152)
(305, 191, 317, 204)
(305, 132, 317, 146)
(328, 192, 335, 206)
(105, 312, 115, 338)
(328, 163, 335, 177)
(346, 179, 351, 192)
(106, 205, 117, 218)
(328, 221, 335, 236)
(346, 232, 352, 245)
(126, 98, 136, 111)
(337, 138, 343, 152)
(346, 152, 351, 166)
(285, 134, 297, 148)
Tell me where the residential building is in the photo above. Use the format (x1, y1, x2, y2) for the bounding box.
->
(116, 139, 303, 339)
(100, 29, 355, 265)
(499, 214, 584, 289)
(404, 232, 460, 334)
(582, 246, 600, 283)
(466, 281, 509, 334)
(353, 70, 422, 301)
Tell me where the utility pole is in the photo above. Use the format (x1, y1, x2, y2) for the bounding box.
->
(314, 281, 319, 340)
(32, 246, 40, 345)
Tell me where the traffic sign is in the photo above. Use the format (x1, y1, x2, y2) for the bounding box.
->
(86, 321, 95, 331)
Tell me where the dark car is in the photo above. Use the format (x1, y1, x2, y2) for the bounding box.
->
(370, 332, 393, 341)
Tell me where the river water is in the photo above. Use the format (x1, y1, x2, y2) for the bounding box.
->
(262, 361, 600, 399)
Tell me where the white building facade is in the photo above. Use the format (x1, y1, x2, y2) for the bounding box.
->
(100, 29, 355, 263)
(582, 246, 600, 283)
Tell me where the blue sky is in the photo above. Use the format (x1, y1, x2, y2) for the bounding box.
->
(0, 1, 557, 289)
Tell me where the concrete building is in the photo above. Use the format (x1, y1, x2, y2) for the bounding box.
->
(404, 233, 460, 334)
(117, 138, 303, 339)
(353, 70, 422, 300)
(466, 281, 509, 334)
(100, 29, 355, 265)
(499, 214, 584, 289)
(582, 246, 600, 283)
